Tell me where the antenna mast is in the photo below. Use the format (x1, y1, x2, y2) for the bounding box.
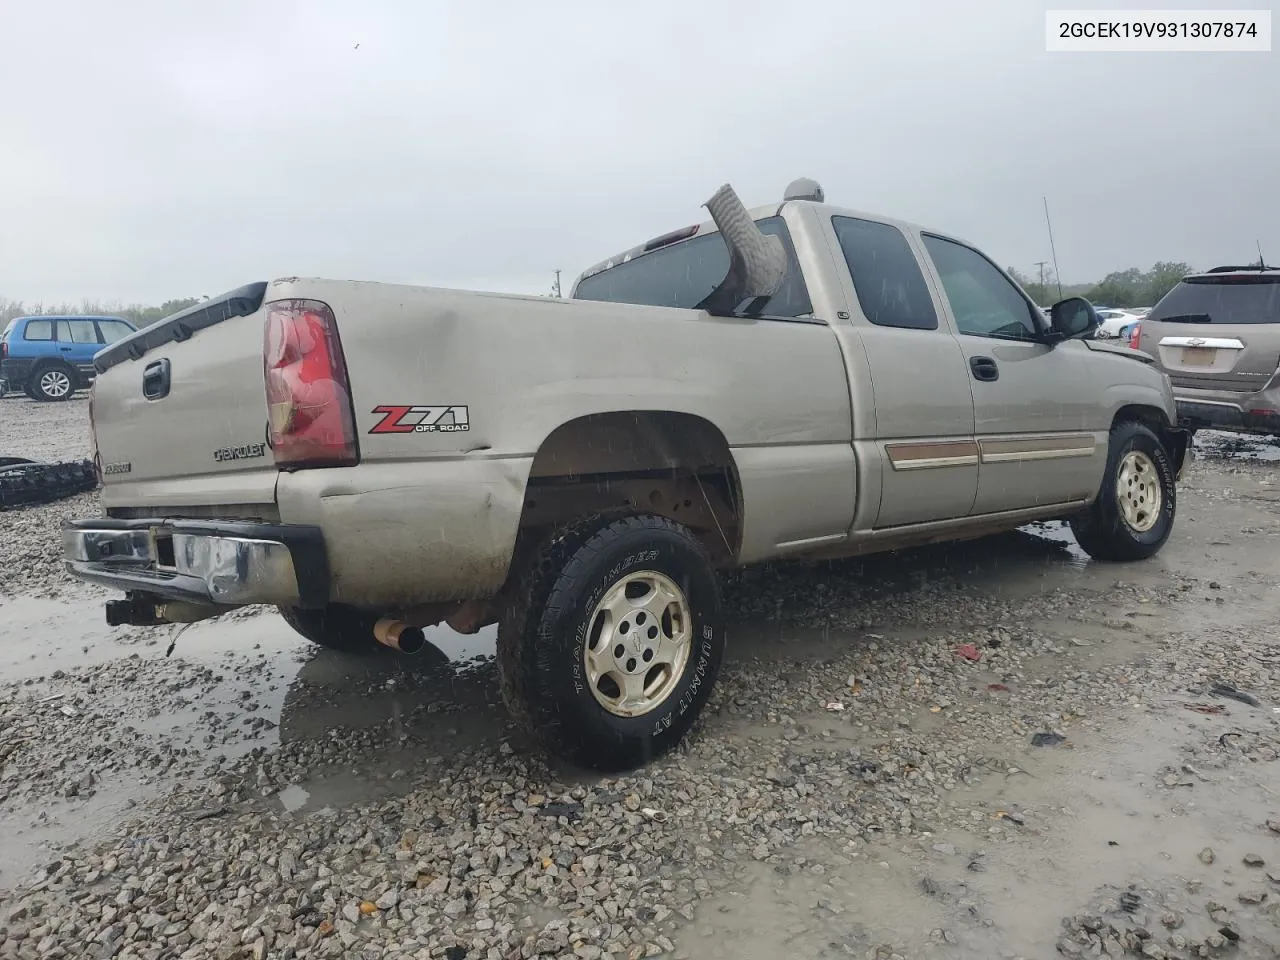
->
(1043, 197, 1064, 300)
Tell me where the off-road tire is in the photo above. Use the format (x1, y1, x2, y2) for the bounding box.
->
(497, 513, 724, 771)
(30, 362, 77, 402)
(0, 459, 98, 510)
(1070, 421, 1176, 561)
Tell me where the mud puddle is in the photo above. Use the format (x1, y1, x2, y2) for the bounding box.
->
(0, 590, 496, 884)
(1195, 430, 1280, 463)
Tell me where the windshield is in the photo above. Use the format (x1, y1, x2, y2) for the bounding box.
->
(1149, 277, 1280, 324)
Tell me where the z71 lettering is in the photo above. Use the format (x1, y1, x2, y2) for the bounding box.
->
(369, 405, 470, 435)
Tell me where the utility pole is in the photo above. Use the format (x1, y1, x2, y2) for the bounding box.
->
(550, 270, 562, 299)
(1033, 260, 1049, 301)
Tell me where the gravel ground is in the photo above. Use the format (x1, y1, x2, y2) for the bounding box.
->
(0, 395, 101, 597)
(2, 398, 1279, 959)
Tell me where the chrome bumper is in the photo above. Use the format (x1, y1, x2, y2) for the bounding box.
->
(62, 518, 329, 608)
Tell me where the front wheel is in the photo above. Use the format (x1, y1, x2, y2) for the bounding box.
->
(497, 513, 724, 771)
(1070, 421, 1177, 561)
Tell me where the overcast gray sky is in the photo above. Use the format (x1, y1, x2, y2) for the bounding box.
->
(1, 0, 1276, 305)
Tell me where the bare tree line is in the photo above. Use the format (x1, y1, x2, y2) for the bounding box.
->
(0, 296, 203, 330)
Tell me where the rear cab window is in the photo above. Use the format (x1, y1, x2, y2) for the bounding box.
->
(1149, 275, 1280, 325)
(831, 216, 938, 330)
(573, 216, 814, 318)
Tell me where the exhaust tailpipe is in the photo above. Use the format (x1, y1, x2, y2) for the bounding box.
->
(373, 618, 427, 655)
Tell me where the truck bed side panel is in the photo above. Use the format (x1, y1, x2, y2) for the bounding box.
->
(267, 279, 856, 596)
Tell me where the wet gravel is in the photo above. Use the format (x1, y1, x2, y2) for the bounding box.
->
(0, 395, 100, 597)
(2, 402, 1279, 959)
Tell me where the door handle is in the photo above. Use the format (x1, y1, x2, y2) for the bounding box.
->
(970, 356, 999, 382)
(59, 346, 73, 352)
(142, 358, 171, 400)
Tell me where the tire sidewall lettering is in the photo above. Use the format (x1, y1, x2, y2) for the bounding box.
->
(551, 530, 721, 744)
(1115, 431, 1176, 545)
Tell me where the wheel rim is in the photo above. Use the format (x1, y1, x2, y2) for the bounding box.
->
(583, 569, 692, 718)
(40, 370, 71, 398)
(1117, 450, 1161, 533)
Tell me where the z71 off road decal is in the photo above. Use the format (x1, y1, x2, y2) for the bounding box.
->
(369, 405, 470, 434)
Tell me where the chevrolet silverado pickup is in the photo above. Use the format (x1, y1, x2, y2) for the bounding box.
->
(63, 179, 1188, 770)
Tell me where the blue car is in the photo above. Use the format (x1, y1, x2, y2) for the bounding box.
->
(0, 315, 137, 401)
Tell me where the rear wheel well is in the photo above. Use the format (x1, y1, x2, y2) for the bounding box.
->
(31, 358, 76, 379)
(516, 411, 742, 567)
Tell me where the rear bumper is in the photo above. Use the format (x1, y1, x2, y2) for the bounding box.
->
(1175, 390, 1280, 435)
(62, 517, 329, 608)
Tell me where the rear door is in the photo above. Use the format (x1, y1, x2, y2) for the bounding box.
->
(1142, 275, 1280, 392)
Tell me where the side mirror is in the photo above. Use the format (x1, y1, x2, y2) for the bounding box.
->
(1048, 297, 1098, 342)
(696, 184, 788, 316)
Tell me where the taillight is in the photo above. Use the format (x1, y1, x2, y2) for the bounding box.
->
(1128, 322, 1142, 350)
(263, 299, 358, 469)
(1, 339, 7, 359)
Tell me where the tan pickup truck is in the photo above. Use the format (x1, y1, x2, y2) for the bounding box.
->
(64, 179, 1188, 770)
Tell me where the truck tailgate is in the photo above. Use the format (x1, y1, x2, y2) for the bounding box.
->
(91, 285, 278, 511)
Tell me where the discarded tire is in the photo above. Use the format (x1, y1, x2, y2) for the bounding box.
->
(0, 459, 99, 510)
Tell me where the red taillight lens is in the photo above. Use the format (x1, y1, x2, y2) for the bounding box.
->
(263, 299, 358, 469)
(1128, 322, 1142, 349)
(1, 339, 7, 360)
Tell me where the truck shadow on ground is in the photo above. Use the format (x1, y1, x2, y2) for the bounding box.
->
(266, 524, 1098, 791)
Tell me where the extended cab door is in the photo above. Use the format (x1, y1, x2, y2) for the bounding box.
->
(918, 235, 1104, 514)
(824, 215, 978, 527)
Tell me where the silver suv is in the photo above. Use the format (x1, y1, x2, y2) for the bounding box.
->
(1139, 266, 1280, 437)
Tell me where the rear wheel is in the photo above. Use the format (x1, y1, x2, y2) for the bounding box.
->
(31, 363, 76, 402)
(1070, 421, 1176, 561)
(497, 513, 724, 771)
